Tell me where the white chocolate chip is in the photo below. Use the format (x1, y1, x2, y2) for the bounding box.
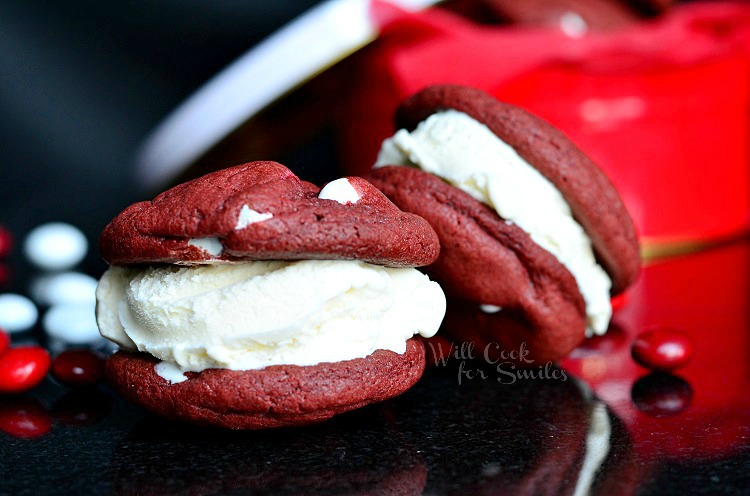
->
(188, 237, 223, 256)
(154, 361, 188, 384)
(318, 178, 360, 204)
(480, 304, 502, 314)
(235, 205, 273, 230)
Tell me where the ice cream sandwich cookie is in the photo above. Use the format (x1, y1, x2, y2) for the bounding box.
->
(97, 161, 446, 429)
(370, 85, 638, 363)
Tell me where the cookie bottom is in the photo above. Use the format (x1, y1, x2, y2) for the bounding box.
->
(106, 338, 425, 430)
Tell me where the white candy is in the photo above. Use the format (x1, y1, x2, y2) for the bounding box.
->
(24, 222, 88, 271)
(30, 272, 98, 306)
(43, 303, 101, 344)
(0, 293, 39, 333)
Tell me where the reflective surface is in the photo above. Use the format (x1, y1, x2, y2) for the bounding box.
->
(1, 240, 749, 495)
(563, 240, 750, 463)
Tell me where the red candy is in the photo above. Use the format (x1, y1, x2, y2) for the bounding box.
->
(51, 349, 105, 387)
(0, 330, 9, 356)
(631, 327, 693, 371)
(0, 226, 12, 258)
(0, 346, 51, 394)
(0, 398, 52, 438)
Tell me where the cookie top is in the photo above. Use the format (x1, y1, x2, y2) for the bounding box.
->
(100, 161, 439, 268)
(394, 85, 639, 293)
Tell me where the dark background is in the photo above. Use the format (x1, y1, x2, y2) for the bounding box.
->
(0, 0, 321, 275)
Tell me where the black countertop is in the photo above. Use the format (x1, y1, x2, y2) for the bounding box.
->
(1, 240, 749, 495)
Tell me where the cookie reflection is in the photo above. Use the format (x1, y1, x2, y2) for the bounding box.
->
(112, 407, 426, 495)
(387, 361, 638, 495)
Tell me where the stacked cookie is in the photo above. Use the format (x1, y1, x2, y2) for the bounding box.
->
(96, 86, 639, 428)
(97, 162, 446, 429)
(370, 85, 639, 363)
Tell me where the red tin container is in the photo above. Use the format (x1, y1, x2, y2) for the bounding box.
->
(338, 2, 750, 257)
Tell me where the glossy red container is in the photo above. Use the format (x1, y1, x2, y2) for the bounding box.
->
(338, 2, 750, 258)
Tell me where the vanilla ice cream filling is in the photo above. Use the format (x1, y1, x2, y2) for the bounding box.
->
(96, 260, 446, 373)
(374, 110, 612, 335)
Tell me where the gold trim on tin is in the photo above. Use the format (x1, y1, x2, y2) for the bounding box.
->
(640, 230, 750, 262)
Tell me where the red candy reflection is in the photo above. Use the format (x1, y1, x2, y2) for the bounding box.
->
(0, 398, 52, 439)
(52, 388, 112, 426)
(563, 241, 750, 460)
(631, 372, 693, 417)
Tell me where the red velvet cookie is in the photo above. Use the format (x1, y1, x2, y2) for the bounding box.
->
(369, 85, 639, 363)
(100, 162, 443, 429)
(107, 339, 425, 430)
(101, 161, 439, 268)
